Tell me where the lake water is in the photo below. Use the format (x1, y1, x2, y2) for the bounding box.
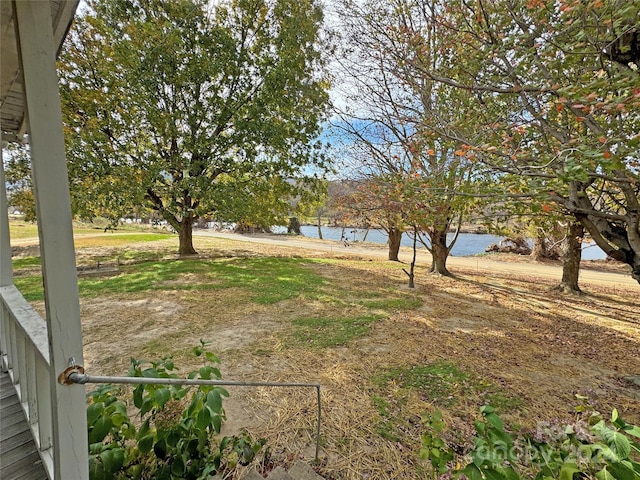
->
(295, 225, 607, 260)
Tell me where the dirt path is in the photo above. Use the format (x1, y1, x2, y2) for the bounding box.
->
(193, 230, 637, 289)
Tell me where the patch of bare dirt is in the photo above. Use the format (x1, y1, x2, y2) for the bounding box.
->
(80, 294, 184, 373)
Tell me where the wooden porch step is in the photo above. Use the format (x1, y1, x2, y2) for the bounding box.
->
(0, 370, 49, 480)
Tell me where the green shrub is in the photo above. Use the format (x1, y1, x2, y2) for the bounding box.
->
(421, 402, 640, 480)
(86, 342, 266, 479)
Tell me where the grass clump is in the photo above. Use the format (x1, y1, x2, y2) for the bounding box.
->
(360, 296, 422, 310)
(373, 362, 471, 409)
(291, 314, 383, 348)
(370, 361, 522, 448)
(13, 276, 44, 300)
(12, 256, 41, 269)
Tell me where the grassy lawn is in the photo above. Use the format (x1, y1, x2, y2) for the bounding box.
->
(16, 257, 329, 302)
(73, 232, 173, 248)
(8, 217, 169, 241)
(9, 218, 107, 239)
(9, 227, 640, 479)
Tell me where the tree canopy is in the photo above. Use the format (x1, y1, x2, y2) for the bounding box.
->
(366, 0, 639, 282)
(332, 0, 640, 282)
(60, 0, 331, 253)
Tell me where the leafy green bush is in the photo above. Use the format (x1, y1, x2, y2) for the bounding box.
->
(86, 343, 266, 479)
(421, 402, 640, 480)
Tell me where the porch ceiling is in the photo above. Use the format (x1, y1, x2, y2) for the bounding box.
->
(1, 0, 79, 141)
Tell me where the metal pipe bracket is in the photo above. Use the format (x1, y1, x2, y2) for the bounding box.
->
(58, 364, 85, 385)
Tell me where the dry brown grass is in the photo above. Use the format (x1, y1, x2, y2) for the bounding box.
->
(23, 234, 640, 479)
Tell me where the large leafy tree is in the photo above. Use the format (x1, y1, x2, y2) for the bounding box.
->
(60, 0, 330, 254)
(380, 0, 640, 283)
(333, 0, 484, 274)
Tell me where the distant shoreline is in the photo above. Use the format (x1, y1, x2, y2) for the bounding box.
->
(300, 223, 489, 234)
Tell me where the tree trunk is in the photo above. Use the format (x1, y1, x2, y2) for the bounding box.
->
(558, 188, 640, 284)
(316, 212, 323, 240)
(388, 227, 402, 261)
(530, 234, 548, 261)
(145, 188, 197, 255)
(555, 221, 583, 294)
(429, 229, 451, 276)
(403, 226, 418, 288)
(178, 216, 197, 255)
(288, 216, 301, 235)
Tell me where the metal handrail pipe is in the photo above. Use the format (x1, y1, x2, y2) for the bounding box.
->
(68, 373, 318, 389)
(67, 372, 322, 461)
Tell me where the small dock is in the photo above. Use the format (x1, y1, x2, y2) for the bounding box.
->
(0, 370, 48, 480)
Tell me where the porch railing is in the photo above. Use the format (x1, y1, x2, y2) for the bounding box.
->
(0, 284, 55, 477)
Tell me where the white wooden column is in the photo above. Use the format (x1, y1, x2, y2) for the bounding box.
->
(0, 138, 12, 289)
(13, 2, 89, 479)
(0, 136, 13, 368)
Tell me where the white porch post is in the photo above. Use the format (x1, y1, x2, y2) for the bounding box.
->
(0, 136, 13, 367)
(0, 137, 13, 287)
(13, 2, 89, 479)
(0, 138, 11, 288)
